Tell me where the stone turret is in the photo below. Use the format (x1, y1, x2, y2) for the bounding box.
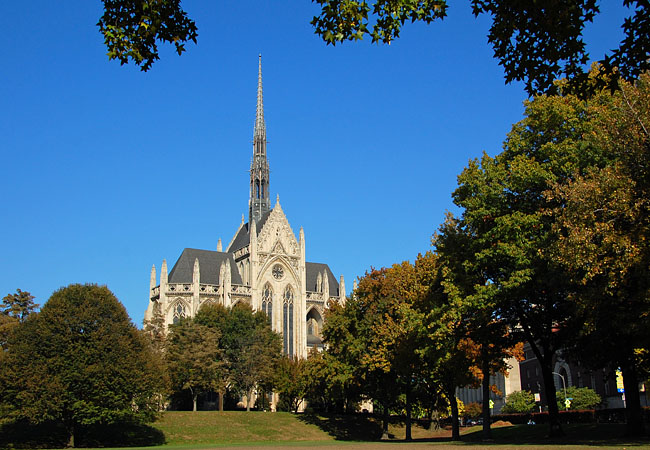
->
(160, 259, 168, 307)
(192, 258, 200, 313)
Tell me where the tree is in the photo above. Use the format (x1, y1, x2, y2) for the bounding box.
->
(323, 270, 400, 437)
(165, 319, 224, 411)
(97, 1, 649, 98)
(501, 390, 536, 414)
(434, 214, 524, 438)
(346, 263, 433, 441)
(412, 251, 475, 441)
(274, 356, 308, 413)
(0, 284, 163, 448)
(194, 303, 282, 411)
(1, 289, 38, 322)
(312, 0, 650, 97)
(309, 305, 365, 414)
(549, 74, 650, 435)
(464, 402, 482, 419)
(450, 89, 613, 436)
(0, 290, 38, 351)
(98, 0, 198, 71)
(557, 386, 601, 411)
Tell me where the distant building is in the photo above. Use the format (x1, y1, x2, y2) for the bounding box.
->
(144, 56, 345, 358)
(518, 343, 649, 410)
(456, 357, 521, 414)
(457, 344, 650, 413)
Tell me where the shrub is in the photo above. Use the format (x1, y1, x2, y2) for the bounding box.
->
(464, 402, 482, 419)
(556, 386, 601, 410)
(501, 390, 536, 414)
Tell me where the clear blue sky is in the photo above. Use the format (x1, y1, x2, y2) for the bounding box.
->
(1, 1, 629, 326)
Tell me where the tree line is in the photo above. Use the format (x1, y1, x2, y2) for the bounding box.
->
(275, 70, 648, 440)
(0, 285, 293, 447)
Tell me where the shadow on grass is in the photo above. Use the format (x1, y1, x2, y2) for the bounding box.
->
(0, 420, 166, 448)
(297, 413, 385, 441)
(459, 423, 650, 447)
(298, 415, 650, 447)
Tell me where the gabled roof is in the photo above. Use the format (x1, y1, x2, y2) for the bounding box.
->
(168, 248, 243, 285)
(305, 262, 339, 295)
(228, 209, 273, 253)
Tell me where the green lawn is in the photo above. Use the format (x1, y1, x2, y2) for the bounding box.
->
(154, 411, 333, 446)
(1, 411, 649, 449)
(146, 412, 650, 448)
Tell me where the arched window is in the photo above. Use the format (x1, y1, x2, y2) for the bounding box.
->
(172, 302, 186, 325)
(283, 286, 294, 355)
(262, 283, 273, 325)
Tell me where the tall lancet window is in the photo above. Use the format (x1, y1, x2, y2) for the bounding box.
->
(262, 283, 273, 325)
(172, 302, 186, 325)
(283, 285, 294, 356)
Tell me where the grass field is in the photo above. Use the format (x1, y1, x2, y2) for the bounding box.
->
(150, 412, 650, 448)
(154, 411, 332, 446)
(2, 411, 649, 449)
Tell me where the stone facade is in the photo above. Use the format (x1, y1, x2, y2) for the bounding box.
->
(144, 56, 344, 358)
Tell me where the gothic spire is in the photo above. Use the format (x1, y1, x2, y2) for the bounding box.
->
(249, 54, 270, 224)
(254, 54, 266, 143)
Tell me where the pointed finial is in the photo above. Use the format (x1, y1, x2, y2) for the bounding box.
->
(276, 193, 280, 204)
(161, 259, 168, 284)
(241, 214, 245, 225)
(217, 238, 222, 252)
(254, 54, 265, 140)
(150, 264, 157, 289)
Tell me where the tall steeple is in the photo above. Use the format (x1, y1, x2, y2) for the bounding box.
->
(249, 54, 271, 224)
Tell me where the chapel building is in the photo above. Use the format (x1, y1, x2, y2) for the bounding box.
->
(144, 56, 345, 358)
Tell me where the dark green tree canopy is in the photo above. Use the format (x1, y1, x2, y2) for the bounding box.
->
(1, 289, 38, 323)
(98, 0, 198, 71)
(165, 319, 224, 411)
(0, 284, 163, 447)
(312, 0, 649, 97)
(98, 1, 649, 97)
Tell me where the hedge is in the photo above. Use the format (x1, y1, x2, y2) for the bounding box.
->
(492, 407, 650, 425)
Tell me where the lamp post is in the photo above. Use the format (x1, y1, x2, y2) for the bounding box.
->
(552, 371, 568, 411)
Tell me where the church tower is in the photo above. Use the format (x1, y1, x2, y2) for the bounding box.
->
(146, 55, 346, 364)
(249, 54, 270, 224)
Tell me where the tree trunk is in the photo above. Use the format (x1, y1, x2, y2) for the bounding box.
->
(192, 392, 198, 412)
(405, 382, 412, 441)
(65, 421, 76, 448)
(246, 388, 253, 411)
(539, 359, 563, 437)
(381, 400, 390, 440)
(448, 388, 460, 441)
(481, 357, 492, 439)
(218, 389, 224, 411)
(622, 364, 645, 436)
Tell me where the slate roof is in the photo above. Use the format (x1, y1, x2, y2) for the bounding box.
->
(305, 262, 339, 295)
(228, 210, 273, 252)
(168, 248, 243, 285)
